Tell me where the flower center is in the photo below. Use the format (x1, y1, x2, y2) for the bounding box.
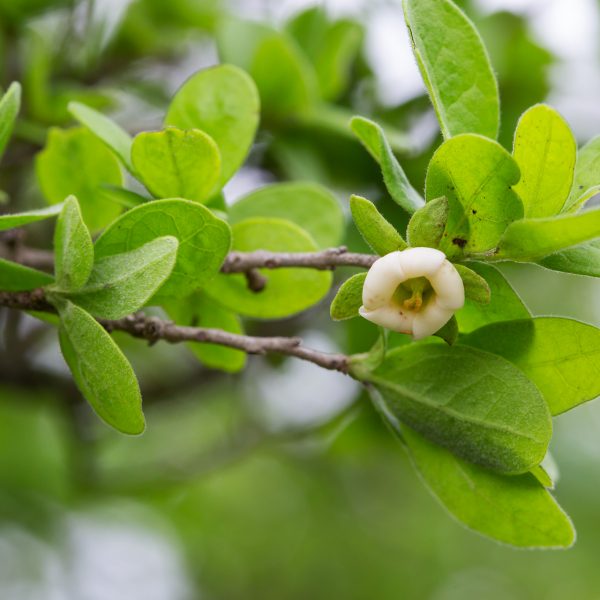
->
(392, 277, 434, 313)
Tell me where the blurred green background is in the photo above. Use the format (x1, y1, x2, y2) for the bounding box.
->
(1, 0, 600, 597)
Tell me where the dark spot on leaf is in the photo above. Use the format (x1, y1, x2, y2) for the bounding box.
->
(472, 209, 477, 215)
(579, 185, 584, 190)
(452, 237, 467, 249)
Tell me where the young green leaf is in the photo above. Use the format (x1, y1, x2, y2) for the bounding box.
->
(434, 315, 458, 345)
(94, 199, 231, 301)
(349, 195, 407, 255)
(399, 424, 574, 548)
(563, 135, 600, 213)
(531, 464, 554, 489)
(65, 237, 178, 319)
(0, 203, 63, 231)
(454, 264, 490, 304)
(455, 263, 529, 333)
(0, 82, 21, 160)
(330, 272, 366, 321)
(426, 134, 523, 259)
(205, 217, 332, 319)
(56, 300, 145, 435)
(250, 33, 318, 118)
(216, 16, 274, 71)
(229, 182, 344, 249)
(407, 196, 449, 248)
(166, 292, 246, 373)
(53, 196, 93, 291)
(165, 64, 259, 187)
(99, 185, 147, 209)
(463, 317, 600, 415)
(36, 127, 123, 231)
(539, 240, 600, 278)
(495, 207, 600, 261)
(0, 258, 53, 291)
(403, 0, 500, 139)
(350, 116, 424, 214)
(131, 127, 221, 203)
(68, 102, 134, 172)
(512, 104, 576, 217)
(354, 343, 551, 474)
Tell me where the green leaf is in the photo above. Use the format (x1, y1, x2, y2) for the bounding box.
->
(349, 195, 406, 255)
(0, 82, 21, 160)
(36, 127, 123, 232)
(403, 0, 499, 139)
(165, 64, 259, 188)
(531, 464, 554, 489)
(131, 127, 221, 203)
(330, 272, 366, 321)
(512, 104, 576, 218)
(230, 182, 344, 249)
(495, 207, 600, 261)
(56, 300, 145, 435)
(94, 199, 231, 301)
(407, 196, 449, 249)
(463, 317, 600, 415)
(563, 135, 600, 213)
(166, 292, 246, 373)
(0, 258, 53, 291)
(434, 315, 458, 345)
(355, 343, 551, 474)
(350, 116, 424, 214)
(68, 102, 134, 172)
(65, 237, 178, 319)
(454, 264, 490, 304)
(53, 196, 93, 292)
(426, 134, 523, 259)
(216, 16, 274, 72)
(455, 262, 529, 333)
(99, 185, 147, 209)
(539, 240, 600, 278)
(205, 217, 332, 319)
(0, 203, 63, 231)
(398, 424, 574, 548)
(250, 33, 317, 118)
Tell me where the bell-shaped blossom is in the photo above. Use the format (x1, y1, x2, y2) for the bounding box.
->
(359, 247, 465, 340)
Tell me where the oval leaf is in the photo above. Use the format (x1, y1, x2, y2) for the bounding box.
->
(57, 300, 145, 435)
(0, 82, 21, 160)
(0, 203, 64, 231)
(355, 343, 551, 474)
(94, 198, 231, 300)
(0, 258, 53, 291)
(330, 272, 366, 321)
(403, 0, 499, 139)
(563, 135, 600, 213)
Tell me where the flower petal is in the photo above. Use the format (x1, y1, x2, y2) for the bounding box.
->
(412, 298, 454, 340)
(362, 251, 406, 310)
(428, 260, 465, 310)
(397, 247, 445, 278)
(359, 304, 414, 333)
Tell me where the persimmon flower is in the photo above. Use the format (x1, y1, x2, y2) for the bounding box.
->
(359, 247, 465, 340)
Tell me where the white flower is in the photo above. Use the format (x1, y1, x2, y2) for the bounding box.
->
(359, 247, 465, 340)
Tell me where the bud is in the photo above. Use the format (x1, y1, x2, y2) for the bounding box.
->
(359, 247, 465, 340)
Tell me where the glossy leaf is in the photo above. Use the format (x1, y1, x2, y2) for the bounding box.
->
(0, 258, 53, 291)
(330, 272, 366, 321)
(426, 134, 523, 259)
(66, 237, 178, 319)
(166, 292, 246, 373)
(496, 208, 600, 261)
(407, 196, 449, 249)
(463, 317, 600, 415)
(68, 102, 134, 172)
(57, 300, 145, 435)
(131, 127, 221, 203)
(539, 240, 600, 277)
(94, 199, 231, 300)
(403, 0, 499, 139)
(0, 203, 63, 231)
(563, 135, 600, 213)
(230, 182, 344, 249)
(53, 196, 93, 292)
(455, 263, 529, 333)
(165, 64, 259, 187)
(350, 195, 406, 255)
(399, 424, 574, 548)
(205, 218, 331, 319)
(355, 343, 551, 474)
(36, 127, 123, 231)
(513, 104, 576, 217)
(0, 82, 21, 160)
(350, 116, 424, 214)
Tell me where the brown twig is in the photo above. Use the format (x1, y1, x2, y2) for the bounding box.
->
(0, 290, 350, 373)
